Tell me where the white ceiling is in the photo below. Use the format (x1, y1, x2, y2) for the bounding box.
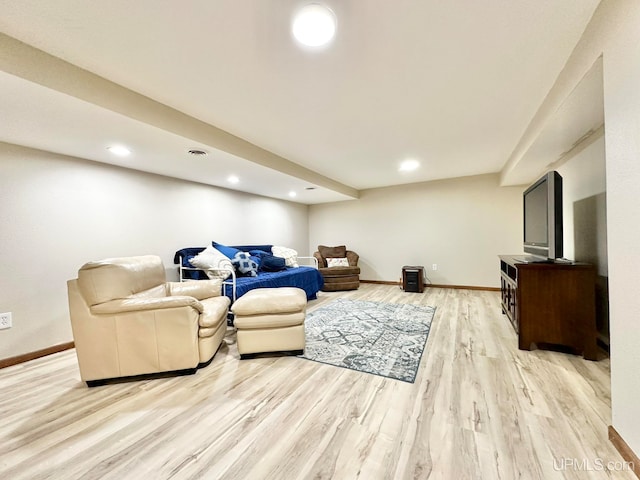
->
(0, 0, 602, 203)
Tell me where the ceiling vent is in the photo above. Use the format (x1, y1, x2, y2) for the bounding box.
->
(188, 149, 208, 156)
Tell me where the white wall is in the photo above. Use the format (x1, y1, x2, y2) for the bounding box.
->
(601, 0, 640, 454)
(532, 0, 640, 456)
(0, 142, 308, 359)
(557, 135, 607, 268)
(309, 173, 523, 288)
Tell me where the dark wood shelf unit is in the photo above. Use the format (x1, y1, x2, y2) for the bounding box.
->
(499, 255, 597, 360)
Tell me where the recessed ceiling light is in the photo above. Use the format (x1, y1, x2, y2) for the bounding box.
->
(227, 175, 239, 184)
(107, 145, 131, 157)
(305, 186, 317, 190)
(292, 4, 337, 47)
(399, 159, 420, 172)
(288, 191, 297, 198)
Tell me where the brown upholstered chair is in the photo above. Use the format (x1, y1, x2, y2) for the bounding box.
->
(313, 245, 360, 291)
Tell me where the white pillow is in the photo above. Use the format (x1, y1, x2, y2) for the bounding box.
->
(327, 257, 349, 267)
(272, 245, 299, 268)
(189, 245, 233, 280)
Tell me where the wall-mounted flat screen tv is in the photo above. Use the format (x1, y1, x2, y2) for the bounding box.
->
(523, 171, 563, 260)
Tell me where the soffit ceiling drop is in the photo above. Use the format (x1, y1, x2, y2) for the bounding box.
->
(0, 0, 601, 202)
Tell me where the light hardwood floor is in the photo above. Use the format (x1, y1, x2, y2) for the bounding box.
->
(0, 284, 633, 480)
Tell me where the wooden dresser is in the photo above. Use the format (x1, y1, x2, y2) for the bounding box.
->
(499, 255, 597, 360)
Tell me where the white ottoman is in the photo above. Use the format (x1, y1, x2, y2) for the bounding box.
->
(231, 287, 307, 358)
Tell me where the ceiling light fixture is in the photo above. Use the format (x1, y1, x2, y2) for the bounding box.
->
(107, 145, 131, 157)
(399, 159, 420, 172)
(288, 191, 297, 198)
(227, 175, 239, 184)
(292, 3, 337, 47)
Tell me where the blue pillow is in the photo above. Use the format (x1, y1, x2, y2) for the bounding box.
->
(212, 241, 242, 259)
(248, 250, 268, 268)
(232, 252, 258, 277)
(259, 254, 286, 272)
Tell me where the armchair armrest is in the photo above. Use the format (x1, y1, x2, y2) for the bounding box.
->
(346, 251, 359, 266)
(91, 296, 204, 315)
(167, 280, 222, 299)
(313, 252, 325, 268)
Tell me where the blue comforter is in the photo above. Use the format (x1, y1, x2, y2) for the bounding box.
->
(222, 266, 324, 301)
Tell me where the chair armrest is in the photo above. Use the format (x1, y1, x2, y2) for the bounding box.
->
(313, 251, 325, 268)
(91, 296, 204, 315)
(346, 251, 359, 266)
(166, 280, 222, 299)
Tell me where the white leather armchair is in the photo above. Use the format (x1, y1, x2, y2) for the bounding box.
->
(67, 255, 230, 386)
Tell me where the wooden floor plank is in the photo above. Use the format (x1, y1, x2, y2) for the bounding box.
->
(0, 285, 633, 479)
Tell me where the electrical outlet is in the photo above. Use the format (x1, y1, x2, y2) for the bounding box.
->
(432, 264, 438, 271)
(0, 312, 12, 330)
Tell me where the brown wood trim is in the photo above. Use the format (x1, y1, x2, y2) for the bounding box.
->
(361, 280, 400, 285)
(609, 425, 639, 478)
(360, 279, 500, 292)
(0, 341, 75, 369)
(429, 284, 501, 292)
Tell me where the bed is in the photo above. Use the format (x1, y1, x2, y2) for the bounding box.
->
(173, 245, 324, 302)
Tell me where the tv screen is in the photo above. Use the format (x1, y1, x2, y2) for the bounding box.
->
(524, 180, 548, 245)
(523, 171, 563, 259)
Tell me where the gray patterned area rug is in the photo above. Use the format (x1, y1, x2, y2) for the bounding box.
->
(300, 298, 436, 383)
